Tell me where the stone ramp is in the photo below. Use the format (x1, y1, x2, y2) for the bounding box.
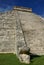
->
(15, 10, 30, 62)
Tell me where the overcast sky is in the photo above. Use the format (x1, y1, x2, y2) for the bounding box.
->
(0, 0, 44, 17)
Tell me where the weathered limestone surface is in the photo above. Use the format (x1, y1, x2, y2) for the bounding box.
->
(0, 6, 44, 55)
(0, 11, 16, 53)
(18, 11, 44, 55)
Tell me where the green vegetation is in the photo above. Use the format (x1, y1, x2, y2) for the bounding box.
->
(0, 53, 44, 65)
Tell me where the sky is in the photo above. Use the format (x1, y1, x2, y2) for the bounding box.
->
(0, 0, 44, 17)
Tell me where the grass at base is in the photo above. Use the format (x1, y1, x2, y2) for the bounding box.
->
(0, 53, 44, 65)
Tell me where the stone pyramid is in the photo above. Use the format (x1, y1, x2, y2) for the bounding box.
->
(0, 6, 44, 55)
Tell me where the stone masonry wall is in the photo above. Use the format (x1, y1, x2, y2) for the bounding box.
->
(0, 10, 16, 53)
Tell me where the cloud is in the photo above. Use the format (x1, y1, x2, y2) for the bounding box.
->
(0, 5, 13, 12)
